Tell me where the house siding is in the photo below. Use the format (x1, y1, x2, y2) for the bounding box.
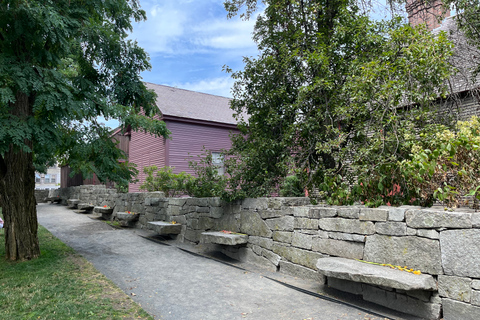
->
(166, 120, 237, 175)
(129, 130, 166, 192)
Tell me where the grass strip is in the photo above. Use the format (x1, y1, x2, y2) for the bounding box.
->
(0, 213, 153, 320)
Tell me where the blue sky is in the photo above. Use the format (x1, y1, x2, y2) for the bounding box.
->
(101, 0, 400, 128)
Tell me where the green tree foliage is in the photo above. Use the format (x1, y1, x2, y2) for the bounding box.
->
(224, 0, 454, 202)
(0, 1, 168, 260)
(140, 166, 193, 197)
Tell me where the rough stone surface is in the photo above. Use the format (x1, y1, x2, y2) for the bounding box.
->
(265, 216, 294, 231)
(312, 239, 364, 259)
(272, 243, 325, 269)
(279, 260, 325, 283)
(407, 227, 417, 236)
(201, 231, 248, 245)
(318, 218, 375, 235)
(387, 207, 406, 222)
(291, 206, 309, 217)
(359, 208, 388, 221)
(316, 257, 436, 291)
(327, 278, 363, 295)
(364, 235, 442, 275)
(417, 229, 440, 239)
(337, 207, 360, 219)
(240, 212, 272, 237)
(258, 209, 284, 219)
(441, 229, 480, 278)
(374, 222, 407, 236)
(442, 298, 480, 320)
(473, 280, 480, 290)
(327, 232, 366, 242)
(94, 206, 113, 215)
(406, 210, 472, 228)
(78, 203, 94, 210)
(241, 198, 268, 210)
(472, 290, 480, 306)
(363, 285, 441, 320)
(438, 275, 472, 302)
(248, 236, 274, 250)
(473, 213, 480, 228)
(116, 212, 140, 222)
(317, 207, 337, 218)
(291, 232, 313, 250)
(261, 249, 281, 266)
(148, 221, 182, 235)
(272, 231, 293, 243)
(294, 218, 318, 230)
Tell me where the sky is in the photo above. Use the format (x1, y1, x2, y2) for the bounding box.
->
(101, 0, 401, 128)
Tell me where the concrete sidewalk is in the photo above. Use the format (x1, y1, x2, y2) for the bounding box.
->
(37, 203, 416, 320)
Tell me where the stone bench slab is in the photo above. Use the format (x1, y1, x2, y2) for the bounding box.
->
(116, 212, 140, 222)
(77, 203, 94, 211)
(316, 257, 436, 291)
(201, 232, 248, 245)
(148, 221, 182, 235)
(67, 199, 80, 209)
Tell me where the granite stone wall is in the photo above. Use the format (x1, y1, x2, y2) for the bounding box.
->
(50, 185, 480, 320)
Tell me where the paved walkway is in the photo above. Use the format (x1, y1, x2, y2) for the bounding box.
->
(37, 203, 416, 320)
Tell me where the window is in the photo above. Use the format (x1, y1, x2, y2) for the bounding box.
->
(35, 173, 41, 183)
(211, 152, 224, 176)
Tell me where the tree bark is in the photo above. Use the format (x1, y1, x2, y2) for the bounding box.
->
(0, 92, 39, 261)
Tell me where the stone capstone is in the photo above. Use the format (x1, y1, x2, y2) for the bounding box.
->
(441, 229, 480, 278)
(148, 221, 182, 235)
(316, 257, 437, 291)
(406, 210, 472, 229)
(359, 208, 388, 221)
(337, 207, 360, 219)
(201, 231, 248, 245)
(364, 234, 443, 275)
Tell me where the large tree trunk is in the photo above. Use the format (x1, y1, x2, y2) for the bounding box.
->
(0, 92, 39, 261)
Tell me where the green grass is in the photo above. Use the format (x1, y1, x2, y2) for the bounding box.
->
(0, 213, 153, 320)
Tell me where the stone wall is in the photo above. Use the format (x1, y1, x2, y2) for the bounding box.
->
(50, 185, 480, 320)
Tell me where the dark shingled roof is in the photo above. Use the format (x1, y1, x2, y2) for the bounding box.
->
(145, 82, 238, 125)
(434, 15, 480, 94)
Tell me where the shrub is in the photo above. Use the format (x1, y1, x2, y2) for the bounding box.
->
(279, 174, 305, 197)
(139, 166, 193, 197)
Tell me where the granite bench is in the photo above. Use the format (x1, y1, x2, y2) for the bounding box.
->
(94, 206, 114, 220)
(316, 257, 436, 291)
(200, 231, 248, 246)
(148, 221, 182, 235)
(115, 212, 140, 227)
(67, 199, 80, 209)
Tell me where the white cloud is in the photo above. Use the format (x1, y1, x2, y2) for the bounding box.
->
(171, 77, 236, 98)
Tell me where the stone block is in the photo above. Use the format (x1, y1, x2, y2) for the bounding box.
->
(208, 197, 222, 207)
(272, 231, 293, 243)
(443, 298, 480, 320)
(364, 235, 442, 275)
(216, 214, 240, 233)
(283, 197, 311, 206)
(405, 290, 432, 302)
(473, 280, 480, 290)
(294, 218, 318, 230)
(472, 213, 480, 228)
(169, 198, 187, 206)
(417, 229, 439, 239)
(317, 207, 337, 218)
(375, 222, 407, 236)
(272, 243, 325, 269)
(231, 247, 276, 272)
(145, 197, 162, 206)
(407, 227, 417, 235)
(240, 212, 272, 237)
(291, 232, 313, 250)
(292, 206, 310, 217)
(241, 198, 268, 210)
(201, 231, 248, 245)
(327, 277, 363, 295)
(197, 217, 214, 230)
(167, 205, 180, 216)
(148, 221, 182, 235)
(258, 209, 284, 219)
(438, 275, 472, 302)
(268, 198, 284, 209)
(187, 218, 199, 229)
(387, 207, 406, 222)
(207, 207, 223, 218)
(184, 229, 202, 243)
(363, 285, 441, 319)
(472, 290, 480, 306)
(279, 260, 325, 283)
(318, 218, 375, 235)
(312, 239, 364, 259)
(196, 206, 210, 213)
(406, 210, 472, 228)
(337, 207, 360, 219)
(441, 229, 480, 278)
(328, 232, 366, 242)
(265, 216, 294, 231)
(359, 208, 388, 221)
(261, 249, 281, 266)
(248, 236, 273, 250)
(169, 215, 186, 225)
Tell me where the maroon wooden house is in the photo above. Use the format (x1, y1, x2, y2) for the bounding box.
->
(115, 83, 239, 192)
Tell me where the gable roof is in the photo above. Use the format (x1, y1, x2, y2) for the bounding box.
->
(434, 16, 480, 95)
(145, 82, 238, 125)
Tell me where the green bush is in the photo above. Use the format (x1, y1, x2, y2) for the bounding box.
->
(139, 166, 193, 197)
(186, 150, 227, 198)
(279, 174, 305, 197)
